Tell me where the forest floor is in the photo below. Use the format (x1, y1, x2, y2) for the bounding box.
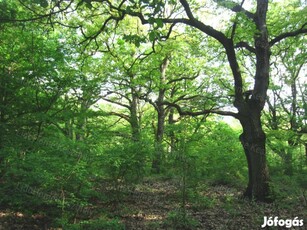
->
(0, 177, 306, 229)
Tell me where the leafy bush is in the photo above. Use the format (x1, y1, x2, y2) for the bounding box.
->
(168, 121, 247, 187)
(101, 139, 150, 191)
(0, 135, 97, 222)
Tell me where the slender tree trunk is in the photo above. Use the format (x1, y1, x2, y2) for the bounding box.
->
(152, 57, 169, 173)
(130, 91, 141, 142)
(168, 107, 177, 154)
(277, 148, 293, 176)
(152, 108, 165, 173)
(283, 152, 293, 176)
(65, 118, 75, 140)
(76, 101, 88, 141)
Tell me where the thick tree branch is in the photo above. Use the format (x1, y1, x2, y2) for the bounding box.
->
(162, 101, 239, 118)
(106, 112, 130, 122)
(231, 4, 254, 20)
(167, 71, 199, 84)
(179, 0, 195, 20)
(235, 41, 256, 53)
(102, 97, 130, 109)
(114, 0, 229, 46)
(172, 95, 200, 104)
(269, 23, 307, 46)
(138, 95, 159, 111)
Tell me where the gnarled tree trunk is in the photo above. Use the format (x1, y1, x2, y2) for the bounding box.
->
(239, 105, 270, 201)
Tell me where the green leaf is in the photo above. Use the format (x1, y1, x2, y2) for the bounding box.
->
(149, 31, 156, 41)
(155, 19, 163, 28)
(126, 6, 133, 13)
(148, 17, 155, 24)
(39, 0, 49, 7)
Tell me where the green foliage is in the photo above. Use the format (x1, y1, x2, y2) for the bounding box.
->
(188, 190, 216, 210)
(202, 123, 246, 187)
(0, 1, 18, 20)
(172, 121, 247, 187)
(163, 209, 200, 230)
(269, 172, 307, 209)
(0, 137, 95, 216)
(101, 139, 151, 192)
(123, 34, 147, 47)
(33, 0, 49, 7)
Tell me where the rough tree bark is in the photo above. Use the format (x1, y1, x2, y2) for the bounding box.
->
(238, 109, 270, 201)
(130, 87, 141, 142)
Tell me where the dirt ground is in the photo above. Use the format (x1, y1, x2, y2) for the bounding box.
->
(1, 179, 306, 229)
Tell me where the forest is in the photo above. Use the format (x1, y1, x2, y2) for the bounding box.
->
(0, 0, 306, 229)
